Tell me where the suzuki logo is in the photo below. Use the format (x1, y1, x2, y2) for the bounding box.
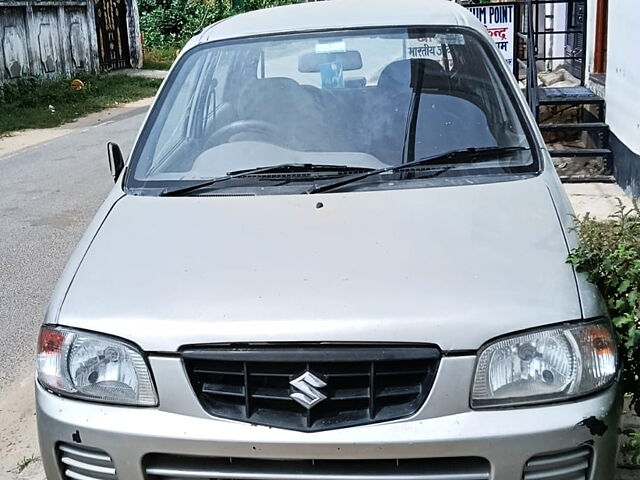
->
(289, 371, 327, 409)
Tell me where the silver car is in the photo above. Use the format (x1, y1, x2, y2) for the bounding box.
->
(36, 0, 621, 479)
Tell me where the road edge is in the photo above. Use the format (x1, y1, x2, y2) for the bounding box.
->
(0, 96, 155, 161)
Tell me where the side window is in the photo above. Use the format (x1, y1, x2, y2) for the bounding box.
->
(154, 57, 205, 162)
(201, 50, 236, 137)
(203, 48, 253, 133)
(206, 49, 234, 121)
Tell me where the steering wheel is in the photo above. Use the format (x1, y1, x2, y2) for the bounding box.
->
(209, 120, 284, 146)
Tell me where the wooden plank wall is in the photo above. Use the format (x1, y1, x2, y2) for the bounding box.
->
(0, 0, 140, 82)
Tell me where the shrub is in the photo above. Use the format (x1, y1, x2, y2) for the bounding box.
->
(143, 46, 179, 70)
(0, 76, 40, 106)
(568, 200, 640, 413)
(139, 0, 299, 50)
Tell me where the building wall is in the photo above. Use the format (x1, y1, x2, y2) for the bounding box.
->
(551, 4, 568, 70)
(585, 0, 597, 75)
(603, 0, 640, 195)
(0, 0, 142, 82)
(604, 0, 640, 156)
(0, 1, 99, 82)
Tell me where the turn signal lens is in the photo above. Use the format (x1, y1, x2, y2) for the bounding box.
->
(37, 325, 157, 406)
(38, 328, 65, 354)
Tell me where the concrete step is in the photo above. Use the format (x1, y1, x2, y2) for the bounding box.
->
(540, 122, 608, 131)
(549, 148, 611, 158)
(560, 175, 616, 183)
(538, 86, 605, 105)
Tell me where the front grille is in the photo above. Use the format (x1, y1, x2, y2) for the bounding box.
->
(523, 446, 592, 480)
(56, 443, 117, 480)
(144, 454, 490, 480)
(183, 345, 440, 431)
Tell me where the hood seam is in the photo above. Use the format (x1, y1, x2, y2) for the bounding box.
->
(545, 184, 585, 320)
(53, 193, 126, 324)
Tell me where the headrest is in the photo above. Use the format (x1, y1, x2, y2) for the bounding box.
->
(378, 59, 449, 91)
(238, 77, 306, 118)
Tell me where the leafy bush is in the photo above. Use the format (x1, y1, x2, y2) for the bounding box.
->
(143, 46, 179, 70)
(0, 76, 40, 106)
(568, 201, 640, 413)
(569, 201, 640, 465)
(621, 428, 640, 465)
(139, 0, 299, 50)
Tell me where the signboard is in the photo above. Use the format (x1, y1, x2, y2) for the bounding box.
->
(466, 3, 518, 73)
(404, 35, 459, 70)
(405, 37, 451, 61)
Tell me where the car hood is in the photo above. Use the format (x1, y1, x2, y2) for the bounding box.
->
(59, 177, 581, 352)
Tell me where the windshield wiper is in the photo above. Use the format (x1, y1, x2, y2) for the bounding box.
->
(160, 163, 375, 196)
(306, 146, 529, 195)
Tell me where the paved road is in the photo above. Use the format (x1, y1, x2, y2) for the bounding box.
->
(0, 106, 148, 389)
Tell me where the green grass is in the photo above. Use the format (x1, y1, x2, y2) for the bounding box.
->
(0, 74, 162, 135)
(142, 47, 179, 70)
(15, 454, 38, 473)
(143, 58, 175, 70)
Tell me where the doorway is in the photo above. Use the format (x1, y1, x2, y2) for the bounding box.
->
(564, 1, 586, 80)
(593, 0, 608, 75)
(94, 0, 130, 70)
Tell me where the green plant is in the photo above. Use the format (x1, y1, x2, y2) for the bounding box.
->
(568, 200, 640, 464)
(568, 200, 640, 412)
(621, 428, 640, 466)
(143, 46, 179, 70)
(15, 454, 38, 474)
(138, 0, 299, 50)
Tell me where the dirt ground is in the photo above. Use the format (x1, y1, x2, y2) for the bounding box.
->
(553, 153, 609, 179)
(0, 375, 43, 480)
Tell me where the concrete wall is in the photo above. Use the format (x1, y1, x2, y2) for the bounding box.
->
(604, 0, 640, 156)
(603, 0, 640, 196)
(550, 3, 567, 70)
(584, 0, 596, 75)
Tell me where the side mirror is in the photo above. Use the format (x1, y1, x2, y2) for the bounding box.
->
(107, 142, 124, 183)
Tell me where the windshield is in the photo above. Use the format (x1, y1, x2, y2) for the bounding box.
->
(127, 27, 539, 194)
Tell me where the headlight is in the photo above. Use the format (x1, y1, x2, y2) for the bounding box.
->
(471, 321, 617, 408)
(37, 325, 158, 406)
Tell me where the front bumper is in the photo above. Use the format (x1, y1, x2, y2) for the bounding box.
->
(37, 356, 622, 480)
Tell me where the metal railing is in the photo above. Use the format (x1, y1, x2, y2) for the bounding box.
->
(515, 0, 588, 117)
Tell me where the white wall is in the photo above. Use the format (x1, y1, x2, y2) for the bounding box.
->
(541, 1, 595, 74)
(585, 0, 597, 75)
(604, 0, 640, 155)
(552, 4, 568, 69)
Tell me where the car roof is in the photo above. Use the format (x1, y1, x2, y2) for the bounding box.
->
(189, 0, 486, 47)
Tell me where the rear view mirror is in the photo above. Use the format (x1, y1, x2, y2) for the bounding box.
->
(107, 142, 124, 183)
(298, 50, 363, 73)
